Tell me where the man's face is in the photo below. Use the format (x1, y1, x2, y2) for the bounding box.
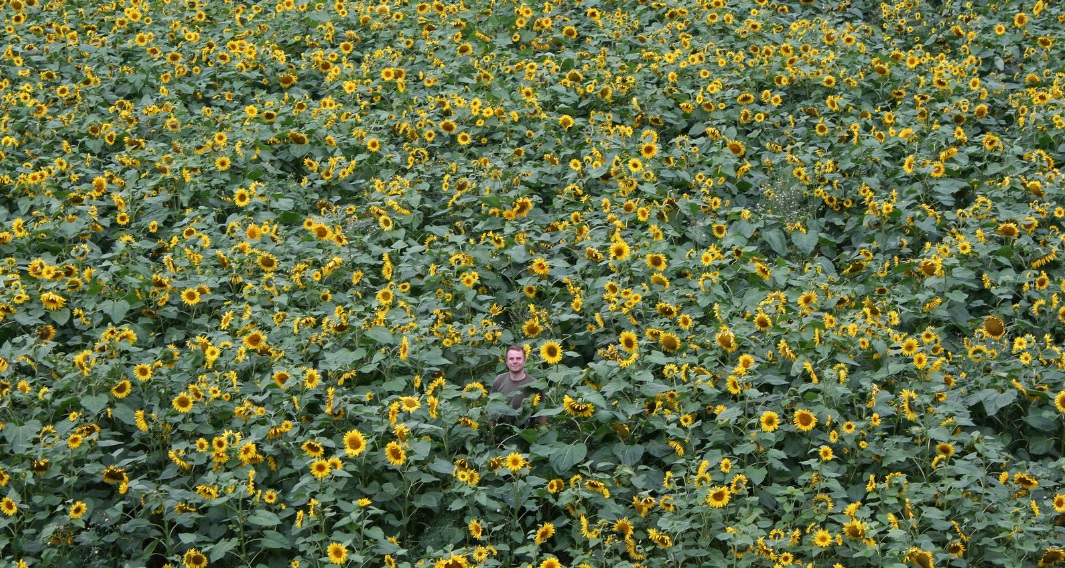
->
(506, 349, 526, 374)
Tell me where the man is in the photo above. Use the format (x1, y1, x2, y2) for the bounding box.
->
(489, 344, 548, 428)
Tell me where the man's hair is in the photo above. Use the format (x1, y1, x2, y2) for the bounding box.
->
(505, 344, 525, 356)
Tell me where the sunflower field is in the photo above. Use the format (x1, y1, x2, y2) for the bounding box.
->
(1, 0, 1065, 565)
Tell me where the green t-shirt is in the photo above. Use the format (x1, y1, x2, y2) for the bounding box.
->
(490, 372, 538, 423)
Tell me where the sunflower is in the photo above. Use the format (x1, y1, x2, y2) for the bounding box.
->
(504, 452, 527, 472)
(534, 521, 555, 544)
(760, 411, 780, 432)
(715, 328, 738, 352)
(69, 501, 88, 520)
(366, 138, 381, 152)
(522, 319, 543, 337)
(110, 380, 132, 399)
(1038, 548, 1065, 568)
(344, 429, 367, 457)
(234, 188, 251, 207)
(609, 240, 631, 260)
(243, 330, 266, 349)
(541, 341, 563, 364)
(0, 497, 17, 516)
(656, 302, 677, 318)
(619, 331, 639, 353)
(753, 311, 773, 331)
(659, 332, 681, 352)
(906, 548, 934, 568)
(983, 316, 1006, 339)
(181, 288, 201, 306)
(40, 292, 67, 311)
(812, 528, 832, 547)
(183, 549, 208, 568)
(793, 409, 818, 432)
(102, 465, 128, 484)
(1050, 493, 1065, 514)
(547, 478, 565, 493)
(1055, 391, 1065, 414)
(947, 542, 966, 557)
(843, 518, 866, 540)
(172, 392, 194, 413)
(900, 337, 920, 356)
(385, 442, 406, 466)
(327, 542, 348, 565)
(133, 364, 153, 381)
(996, 223, 1019, 238)
(640, 142, 658, 159)
(1014, 472, 1038, 489)
(563, 395, 594, 418)
(301, 440, 325, 457)
(818, 445, 834, 461)
(539, 559, 561, 568)
(309, 459, 332, 479)
(530, 257, 550, 276)
(215, 156, 231, 171)
(258, 253, 279, 271)
(704, 486, 730, 508)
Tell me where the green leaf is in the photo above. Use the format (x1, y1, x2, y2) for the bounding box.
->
(209, 539, 238, 561)
(4, 420, 42, 454)
(613, 444, 644, 466)
(792, 230, 818, 255)
(101, 299, 131, 324)
(82, 394, 109, 416)
(548, 442, 587, 474)
(260, 530, 292, 549)
(246, 509, 282, 526)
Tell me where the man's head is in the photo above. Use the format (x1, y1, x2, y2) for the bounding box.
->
(505, 344, 526, 375)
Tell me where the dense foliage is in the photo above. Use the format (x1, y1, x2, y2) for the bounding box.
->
(1, 0, 1064, 566)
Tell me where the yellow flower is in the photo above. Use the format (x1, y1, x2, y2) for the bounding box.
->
(793, 409, 818, 432)
(110, 380, 132, 399)
(172, 392, 194, 413)
(540, 341, 563, 364)
(69, 501, 88, 519)
(385, 442, 406, 466)
(1052, 494, 1065, 513)
(40, 292, 67, 311)
(535, 521, 555, 544)
(309, 459, 332, 479)
(181, 288, 201, 306)
(715, 328, 738, 352)
(344, 429, 367, 457)
(619, 331, 639, 353)
(760, 411, 780, 432)
(563, 395, 594, 418)
(327, 542, 348, 565)
(704, 486, 730, 508)
(504, 452, 527, 472)
(812, 528, 833, 547)
(183, 549, 208, 568)
(983, 316, 1006, 339)
(659, 332, 681, 352)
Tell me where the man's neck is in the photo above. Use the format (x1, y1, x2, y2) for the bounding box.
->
(508, 370, 526, 381)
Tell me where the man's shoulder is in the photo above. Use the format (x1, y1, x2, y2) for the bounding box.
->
(489, 372, 509, 391)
